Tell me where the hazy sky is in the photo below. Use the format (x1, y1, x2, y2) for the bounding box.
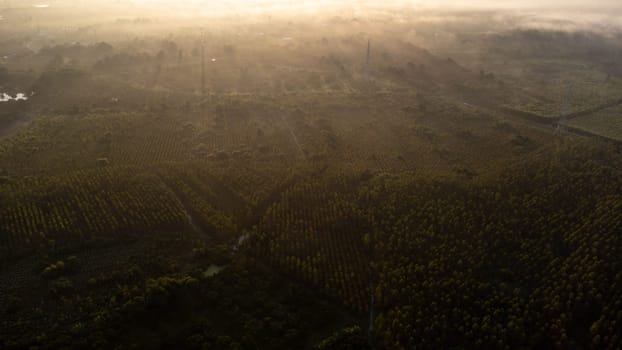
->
(119, 0, 622, 20)
(431, 0, 621, 7)
(127, 0, 622, 8)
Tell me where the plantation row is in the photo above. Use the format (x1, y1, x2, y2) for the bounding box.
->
(0, 167, 186, 258)
(253, 175, 372, 313)
(0, 155, 319, 259)
(366, 143, 622, 349)
(0, 163, 260, 261)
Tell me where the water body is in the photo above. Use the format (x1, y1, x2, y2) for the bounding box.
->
(202, 264, 226, 278)
(0, 93, 29, 102)
(232, 232, 250, 252)
(237, 233, 249, 246)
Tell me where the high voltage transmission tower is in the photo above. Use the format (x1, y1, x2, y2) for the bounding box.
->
(201, 41, 206, 99)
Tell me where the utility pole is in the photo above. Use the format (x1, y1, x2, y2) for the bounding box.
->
(556, 83, 573, 134)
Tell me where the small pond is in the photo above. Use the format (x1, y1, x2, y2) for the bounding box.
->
(202, 264, 226, 278)
(0, 93, 29, 102)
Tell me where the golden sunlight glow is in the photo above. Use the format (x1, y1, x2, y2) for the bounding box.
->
(115, 0, 622, 16)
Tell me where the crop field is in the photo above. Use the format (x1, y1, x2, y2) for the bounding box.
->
(498, 63, 622, 119)
(568, 104, 622, 141)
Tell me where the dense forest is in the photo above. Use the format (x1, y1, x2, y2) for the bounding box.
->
(1, 1, 622, 349)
